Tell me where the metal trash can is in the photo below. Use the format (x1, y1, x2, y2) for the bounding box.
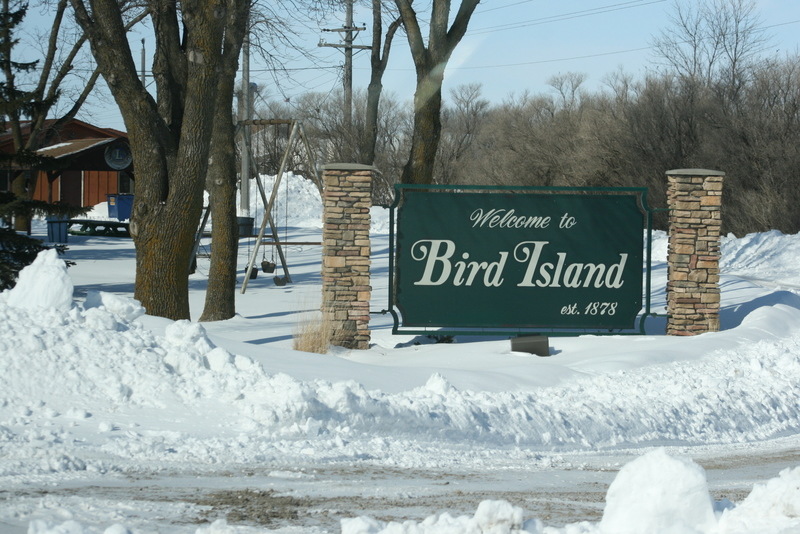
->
(46, 218, 69, 243)
(107, 194, 134, 221)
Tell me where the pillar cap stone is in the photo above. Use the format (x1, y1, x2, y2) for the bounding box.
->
(324, 163, 375, 171)
(666, 168, 725, 177)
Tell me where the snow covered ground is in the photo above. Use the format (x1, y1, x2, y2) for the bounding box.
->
(1, 175, 799, 533)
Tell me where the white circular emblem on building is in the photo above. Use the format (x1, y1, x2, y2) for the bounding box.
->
(104, 142, 133, 170)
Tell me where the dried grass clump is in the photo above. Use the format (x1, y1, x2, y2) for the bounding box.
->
(293, 312, 333, 354)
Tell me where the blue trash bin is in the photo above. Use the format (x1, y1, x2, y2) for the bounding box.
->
(237, 216, 255, 237)
(107, 194, 134, 221)
(46, 218, 68, 243)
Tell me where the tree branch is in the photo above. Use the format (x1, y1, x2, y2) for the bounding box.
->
(446, 0, 480, 54)
(393, 0, 428, 70)
(151, 0, 187, 132)
(33, 0, 68, 101)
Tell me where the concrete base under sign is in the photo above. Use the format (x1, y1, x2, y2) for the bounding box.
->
(510, 336, 550, 357)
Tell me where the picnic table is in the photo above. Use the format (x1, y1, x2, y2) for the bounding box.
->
(67, 219, 131, 237)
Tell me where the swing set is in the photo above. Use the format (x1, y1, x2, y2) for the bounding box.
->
(190, 119, 322, 291)
(240, 119, 323, 293)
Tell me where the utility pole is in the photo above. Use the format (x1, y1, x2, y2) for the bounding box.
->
(140, 39, 146, 86)
(343, 0, 354, 130)
(240, 33, 251, 217)
(319, 0, 369, 130)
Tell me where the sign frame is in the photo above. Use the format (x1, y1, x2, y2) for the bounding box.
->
(387, 185, 658, 336)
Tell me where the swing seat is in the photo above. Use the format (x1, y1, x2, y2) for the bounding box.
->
(273, 276, 288, 286)
(261, 260, 276, 273)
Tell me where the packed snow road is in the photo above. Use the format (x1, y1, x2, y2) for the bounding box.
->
(3, 439, 799, 533)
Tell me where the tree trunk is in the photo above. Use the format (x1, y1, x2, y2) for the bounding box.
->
(401, 71, 444, 185)
(129, 129, 213, 320)
(393, 0, 480, 185)
(9, 172, 28, 232)
(200, 87, 239, 322)
(364, 78, 382, 165)
(127, 104, 209, 320)
(362, 3, 401, 166)
(199, 0, 248, 322)
(133, 207, 198, 319)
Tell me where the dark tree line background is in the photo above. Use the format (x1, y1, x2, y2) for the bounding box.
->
(254, 0, 799, 237)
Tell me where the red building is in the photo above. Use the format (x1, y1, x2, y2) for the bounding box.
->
(0, 119, 133, 207)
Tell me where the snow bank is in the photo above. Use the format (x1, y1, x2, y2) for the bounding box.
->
(244, 173, 324, 230)
(6, 249, 73, 311)
(5, 288, 800, 467)
(342, 499, 536, 534)
(600, 449, 716, 533)
(722, 230, 800, 286)
(250, 173, 389, 234)
(718, 466, 800, 533)
(3, 251, 800, 477)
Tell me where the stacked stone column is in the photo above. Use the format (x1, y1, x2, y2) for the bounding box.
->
(666, 169, 724, 335)
(321, 164, 373, 349)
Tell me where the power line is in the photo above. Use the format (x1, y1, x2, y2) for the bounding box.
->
(359, 19, 800, 73)
(477, 0, 538, 15)
(357, 45, 651, 72)
(451, 45, 653, 70)
(249, 66, 340, 73)
(470, 0, 667, 36)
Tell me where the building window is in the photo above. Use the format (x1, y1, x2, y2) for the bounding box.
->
(118, 171, 134, 194)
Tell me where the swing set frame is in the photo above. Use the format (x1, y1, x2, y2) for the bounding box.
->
(240, 119, 323, 293)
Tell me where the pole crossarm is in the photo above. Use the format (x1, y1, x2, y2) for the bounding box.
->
(318, 43, 371, 50)
(322, 26, 366, 32)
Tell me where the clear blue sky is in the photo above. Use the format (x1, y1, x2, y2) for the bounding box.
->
(352, 0, 800, 103)
(81, 0, 800, 130)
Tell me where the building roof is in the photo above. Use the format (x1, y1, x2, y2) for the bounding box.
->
(0, 119, 126, 153)
(37, 138, 116, 159)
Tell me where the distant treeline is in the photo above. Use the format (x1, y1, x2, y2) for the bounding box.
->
(259, 56, 800, 237)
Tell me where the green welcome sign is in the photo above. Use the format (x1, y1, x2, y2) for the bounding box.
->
(390, 186, 646, 332)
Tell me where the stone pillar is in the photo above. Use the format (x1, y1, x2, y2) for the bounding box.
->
(666, 168, 724, 335)
(321, 163, 373, 349)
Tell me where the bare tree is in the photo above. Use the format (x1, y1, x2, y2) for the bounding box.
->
(714, 55, 800, 234)
(652, 0, 768, 93)
(434, 83, 487, 184)
(70, 0, 247, 320)
(199, 2, 250, 322)
(549, 72, 586, 111)
(199, 1, 343, 321)
(363, 0, 401, 166)
(393, 0, 480, 185)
